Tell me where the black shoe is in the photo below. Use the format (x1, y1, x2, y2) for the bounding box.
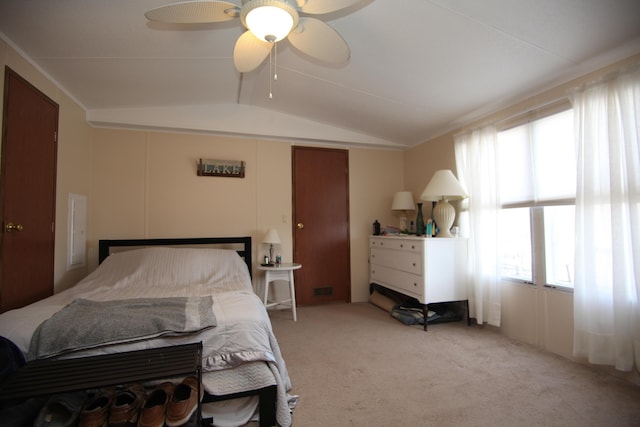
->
(33, 391, 86, 427)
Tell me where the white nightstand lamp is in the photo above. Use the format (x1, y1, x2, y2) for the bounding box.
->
(262, 228, 281, 264)
(420, 170, 467, 238)
(392, 191, 415, 232)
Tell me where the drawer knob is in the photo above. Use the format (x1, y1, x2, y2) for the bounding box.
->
(412, 263, 416, 267)
(414, 283, 418, 287)
(400, 244, 404, 248)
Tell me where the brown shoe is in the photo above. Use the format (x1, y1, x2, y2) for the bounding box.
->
(165, 377, 203, 427)
(137, 382, 173, 427)
(79, 389, 113, 427)
(109, 384, 145, 427)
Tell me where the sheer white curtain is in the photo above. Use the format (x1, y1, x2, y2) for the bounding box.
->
(570, 65, 640, 372)
(454, 125, 501, 327)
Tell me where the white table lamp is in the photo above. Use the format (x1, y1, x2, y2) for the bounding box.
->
(392, 191, 415, 231)
(420, 170, 467, 238)
(263, 229, 281, 262)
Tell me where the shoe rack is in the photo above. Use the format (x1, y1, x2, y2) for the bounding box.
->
(0, 342, 203, 424)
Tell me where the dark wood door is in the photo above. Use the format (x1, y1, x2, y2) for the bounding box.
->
(292, 146, 350, 305)
(0, 67, 58, 313)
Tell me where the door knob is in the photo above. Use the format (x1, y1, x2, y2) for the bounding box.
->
(5, 222, 23, 232)
(297, 223, 304, 229)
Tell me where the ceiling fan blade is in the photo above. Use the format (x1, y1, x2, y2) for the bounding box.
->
(298, 0, 361, 15)
(287, 17, 350, 64)
(234, 31, 273, 72)
(145, 0, 240, 23)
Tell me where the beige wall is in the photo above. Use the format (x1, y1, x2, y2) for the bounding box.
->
(349, 148, 404, 302)
(90, 129, 293, 270)
(90, 129, 290, 274)
(0, 40, 93, 293)
(403, 131, 458, 220)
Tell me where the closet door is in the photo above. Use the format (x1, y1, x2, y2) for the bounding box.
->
(292, 146, 351, 305)
(1, 67, 58, 313)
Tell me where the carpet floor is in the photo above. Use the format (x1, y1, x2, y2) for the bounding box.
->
(265, 302, 640, 427)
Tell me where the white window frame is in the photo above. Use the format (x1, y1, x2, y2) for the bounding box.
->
(496, 101, 575, 293)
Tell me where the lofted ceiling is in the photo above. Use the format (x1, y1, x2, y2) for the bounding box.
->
(1, 0, 639, 149)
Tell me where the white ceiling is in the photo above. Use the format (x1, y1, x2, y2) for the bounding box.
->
(1, 0, 639, 149)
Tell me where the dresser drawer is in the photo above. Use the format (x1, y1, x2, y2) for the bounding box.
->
(370, 247, 422, 275)
(370, 264, 423, 301)
(370, 237, 422, 253)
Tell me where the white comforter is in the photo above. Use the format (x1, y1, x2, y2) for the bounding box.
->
(0, 247, 292, 426)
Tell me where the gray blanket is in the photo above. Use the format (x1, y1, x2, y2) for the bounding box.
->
(28, 296, 216, 360)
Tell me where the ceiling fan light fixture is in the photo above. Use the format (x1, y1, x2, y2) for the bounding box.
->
(241, 0, 299, 42)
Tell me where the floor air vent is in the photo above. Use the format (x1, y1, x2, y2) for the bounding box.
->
(313, 287, 333, 296)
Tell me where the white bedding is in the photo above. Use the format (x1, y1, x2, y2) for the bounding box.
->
(0, 247, 292, 426)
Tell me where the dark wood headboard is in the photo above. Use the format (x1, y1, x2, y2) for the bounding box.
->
(98, 237, 252, 278)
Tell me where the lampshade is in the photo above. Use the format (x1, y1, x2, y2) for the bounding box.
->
(391, 191, 415, 211)
(242, 0, 298, 43)
(263, 228, 281, 244)
(420, 170, 467, 238)
(420, 170, 468, 201)
(391, 191, 415, 232)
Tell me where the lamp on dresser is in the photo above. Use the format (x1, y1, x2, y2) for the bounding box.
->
(391, 191, 415, 232)
(420, 170, 467, 238)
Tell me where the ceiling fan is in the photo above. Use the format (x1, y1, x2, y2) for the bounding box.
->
(145, 0, 359, 73)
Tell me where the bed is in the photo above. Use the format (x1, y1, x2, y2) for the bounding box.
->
(0, 236, 292, 427)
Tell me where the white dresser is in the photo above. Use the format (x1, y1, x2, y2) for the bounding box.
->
(369, 235, 469, 330)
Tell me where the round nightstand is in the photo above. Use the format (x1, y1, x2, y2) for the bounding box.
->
(257, 263, 302, 321)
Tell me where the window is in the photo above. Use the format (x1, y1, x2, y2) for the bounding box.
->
(498, 207, 532, 282)
(497, 107, 576, 290)
(544, 205, 575, 287)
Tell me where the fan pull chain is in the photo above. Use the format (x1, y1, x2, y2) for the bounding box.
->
(268, 43, 280, 99)
(269, 46, 273, 99)
(274, 42, 278, 82)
